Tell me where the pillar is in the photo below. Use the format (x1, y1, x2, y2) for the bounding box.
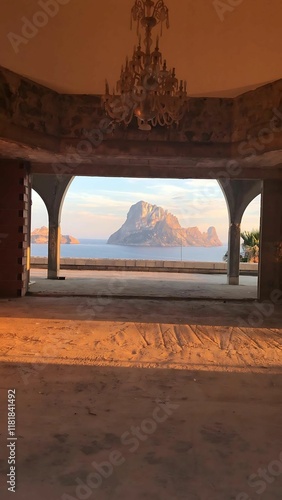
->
(219, 179, 262, 287)
(0, 161, 31, 297)
(47, 219, 61, 279)
(227, 221, 241, 285)
(32, 173, 73, 280)
(259, 180, 282, 301)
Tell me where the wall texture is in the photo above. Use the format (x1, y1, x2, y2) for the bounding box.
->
(0, 161, 31, 297)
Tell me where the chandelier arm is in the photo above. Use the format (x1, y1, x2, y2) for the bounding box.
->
(153, 0, 169, 28)
(131, 0, 145, 32)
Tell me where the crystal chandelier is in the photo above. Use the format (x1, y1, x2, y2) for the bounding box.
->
(102, 0, 189, 131)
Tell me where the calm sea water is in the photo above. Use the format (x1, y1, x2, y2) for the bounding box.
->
(31, 239, 228, 262)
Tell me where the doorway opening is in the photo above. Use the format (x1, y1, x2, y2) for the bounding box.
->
(29, 177, 259, 300)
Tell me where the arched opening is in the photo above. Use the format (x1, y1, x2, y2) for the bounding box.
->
(60, 177, 229, 262)
(31, 189, 48, 258)
(241, 195, 261, 234)
(28, 176, 262, 300)
(29, 176, 260, 299)
(31, 176, 74, 279)
(241, 194, 261, 263)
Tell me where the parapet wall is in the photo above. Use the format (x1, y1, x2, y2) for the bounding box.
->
(31, 258, 258, 276)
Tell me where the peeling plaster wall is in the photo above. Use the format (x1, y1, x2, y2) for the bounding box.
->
(0, 66, 59, 136)
(59, 93, 234, 144)
(0, 66, 234, 144)
(181, 98, 233, 144)
(232, 80, 282, 143)
(1, 65, 282, 154)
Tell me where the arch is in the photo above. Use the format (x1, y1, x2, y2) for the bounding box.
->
(31, 187, 49, 215)
(241, 194, 261, 235)
(31, 173, 262, 286)
(217, 179, 262, 223)
(32, 174, 74, 279)
(32, 175, 74, 224)
(217, 179, 262, 286)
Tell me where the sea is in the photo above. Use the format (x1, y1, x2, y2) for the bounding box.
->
(31, 239, 228, 262)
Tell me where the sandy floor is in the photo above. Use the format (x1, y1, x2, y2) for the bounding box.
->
(0, 296, 281, 499)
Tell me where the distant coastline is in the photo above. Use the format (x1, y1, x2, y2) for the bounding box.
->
(31, 227, 80, 245)
(31, 239, 228, 263)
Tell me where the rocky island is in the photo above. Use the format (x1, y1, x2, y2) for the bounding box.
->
(108, 201, 222, 247)
(31, 227, 80, 245)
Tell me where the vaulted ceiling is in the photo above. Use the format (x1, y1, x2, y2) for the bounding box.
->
(1, 0, 282, 97)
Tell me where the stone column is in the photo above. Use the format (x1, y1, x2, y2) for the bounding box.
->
(219, 179, 262, 287)
(47, 220, 61, 280)
(227, 221, 241, 285)
(26, 172, 32, 285)
(0, 161, 31, 297)
(32, 174, 73, 281)
(259, 180, 282, 301)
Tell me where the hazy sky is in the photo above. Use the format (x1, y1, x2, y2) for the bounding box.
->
(31, 178, 261, 243)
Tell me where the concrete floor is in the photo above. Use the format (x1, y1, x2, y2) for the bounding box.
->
(0, 296, 281, 499)
(29, 269, 258, 300)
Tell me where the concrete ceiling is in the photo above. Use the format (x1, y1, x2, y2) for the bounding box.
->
(1, 0, 282, 97)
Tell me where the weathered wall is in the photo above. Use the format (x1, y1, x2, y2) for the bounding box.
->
(259, 179, 282, 300)
(1, 65, 282, 146)
(232, 79, 282, 143)
(0, 160, 31, 297)
(1, 65, 281, 146)
(0, 66, 59, 136)
(0, 65, 282, 175)
(59, 93, 234, 144)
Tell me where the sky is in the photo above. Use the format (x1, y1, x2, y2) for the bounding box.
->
(31, 178, 261, 244)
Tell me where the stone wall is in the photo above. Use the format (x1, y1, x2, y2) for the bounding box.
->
(59, 93, 234, 144)
(0, 66, 59, 136)
(2, 65, 281, 147)
(1, 65, 282, 173)
(232, 79, 282, 143)
(30, 257, 258, 276)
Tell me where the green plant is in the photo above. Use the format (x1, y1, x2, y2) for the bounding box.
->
(241, 229, 260, 263)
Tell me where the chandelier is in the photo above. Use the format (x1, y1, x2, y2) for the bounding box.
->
(102, 0, 189, 131)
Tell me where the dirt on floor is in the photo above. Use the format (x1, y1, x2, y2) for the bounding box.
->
(0, 297, 281, 500)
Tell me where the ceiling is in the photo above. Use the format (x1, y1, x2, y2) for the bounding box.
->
(1, 0, 282, 97)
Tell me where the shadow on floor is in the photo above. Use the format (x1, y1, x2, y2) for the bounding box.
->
(0, 361, 281, 500)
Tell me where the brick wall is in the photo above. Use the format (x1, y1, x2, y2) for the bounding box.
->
(0, 161, 31, 297)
